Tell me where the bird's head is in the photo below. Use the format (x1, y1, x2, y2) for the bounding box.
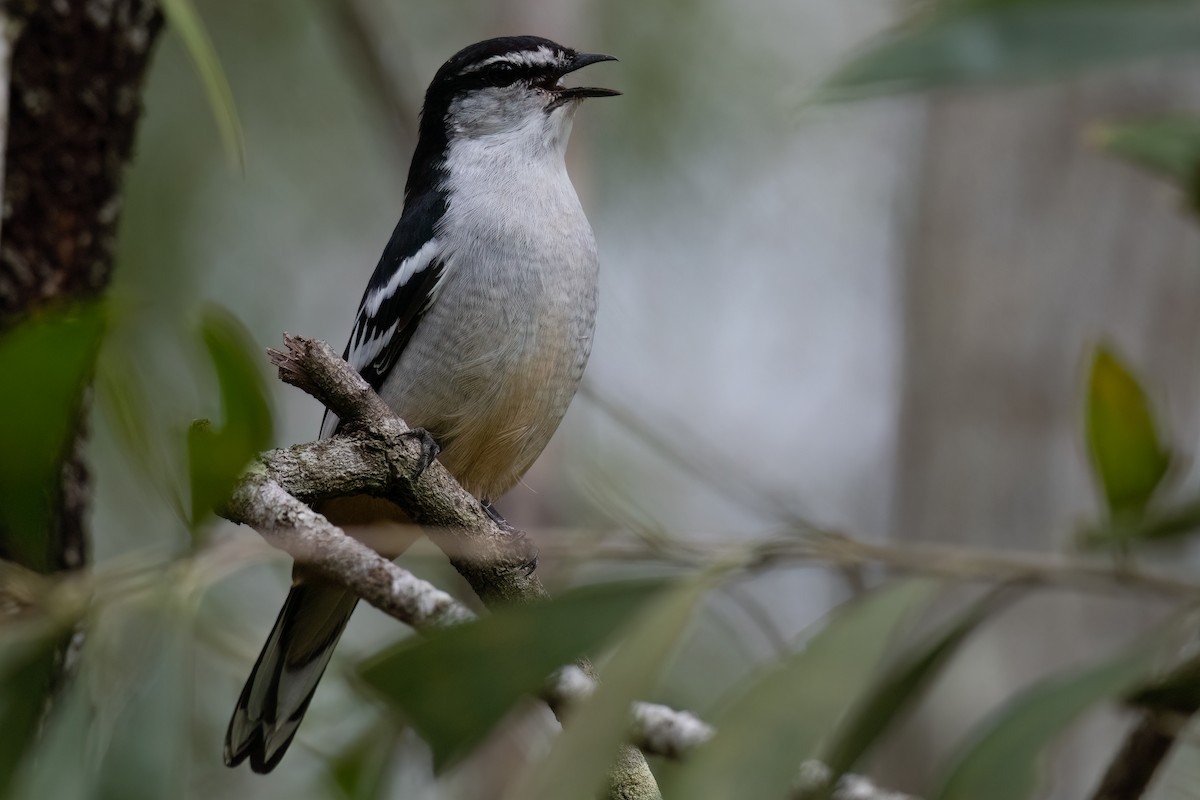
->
(421, 36, 618, 147)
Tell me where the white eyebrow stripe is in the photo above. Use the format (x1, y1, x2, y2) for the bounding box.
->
(363, 239, 441, 317)
(459, 46, 563, 74)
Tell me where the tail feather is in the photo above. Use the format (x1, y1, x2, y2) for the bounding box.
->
(224, 582, 359, 773)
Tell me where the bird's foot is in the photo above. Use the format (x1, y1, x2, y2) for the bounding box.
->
(403, 427, 441, 479)
(482, 501, 539, 575)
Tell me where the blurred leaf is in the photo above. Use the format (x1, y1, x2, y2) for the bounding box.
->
(1085, 346, 1170, 521)
(1127, 653, 1200, 714)
(1094, 116, 1200, 209)
(0, 302, 106, 572)
(158, 0, 245, 168)
(358, 577, 672, 771)
(1079, 494, 1200, 546)
(1096, 117, 1200, 183)
(328, 718, 402, 800)
(935, 633, 1165, 800)
(187, 306, 273, 527)
(819, 588, 1010, 787)
(95, 601, 190, 800)
(502, 576, 708, 800)
(96, 350, 188, 522)
(0, 573, 88, 799)
(199, 306, 273, 450)
(8, 666, 96, 800)
(821, 1, 1200, 101)
(0, 618, 69, 797)
(668, 580, 937, 800)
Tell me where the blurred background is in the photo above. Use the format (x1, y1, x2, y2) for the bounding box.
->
(54, 0, 1200, 796)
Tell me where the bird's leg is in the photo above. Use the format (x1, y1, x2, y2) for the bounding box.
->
(481, 500, 517, 532)
(402, 428, 441, 479)
(482, 501, 539, 575)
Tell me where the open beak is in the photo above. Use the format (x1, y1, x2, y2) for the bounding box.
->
(557, 52, 621, 100)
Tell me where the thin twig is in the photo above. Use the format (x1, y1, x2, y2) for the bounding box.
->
(1089, 712, 1180, 800)
(1091, 649, 1200, 799)
(557, 533, 1200, 601)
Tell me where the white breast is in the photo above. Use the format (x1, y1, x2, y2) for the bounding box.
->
(376, 119, 600, 500)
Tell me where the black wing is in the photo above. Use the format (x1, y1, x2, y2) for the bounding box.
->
(320, 190, 448, 439)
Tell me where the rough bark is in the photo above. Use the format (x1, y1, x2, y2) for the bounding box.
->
(0, 0, 163, 573)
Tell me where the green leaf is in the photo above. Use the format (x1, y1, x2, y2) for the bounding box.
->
(1085, 346, 1170, 520)
(934, 634, 1165, 800)
(357, 577, 672, 771)
(158, 0, 245, 168)
(1126, 653, 1200, 715)
(0, 618, 69, 796)
(502, 576, 709, 800)
(821, 2, 1200, 101)
(819, 588, 1009, 786)
(1094, 116, 1200, 208)
(8, 666, 96, 800)
(328, 718, 402, 800)
(0, 302, 106, 572)
(187, 306, 273, 527)
(667, 580, 938, 800)
(1079, 494, 1200, 546)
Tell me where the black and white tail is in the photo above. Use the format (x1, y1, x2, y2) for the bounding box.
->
(224, 582, 358, 773)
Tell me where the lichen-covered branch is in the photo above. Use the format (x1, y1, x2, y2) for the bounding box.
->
(244, 336, 659, 798)
(267, 334, 548, 607)
(223, 333, 922, 800)
(225, 446, 668, 798)
(223, 474, 473, 630)
(224, 470, 714, 762)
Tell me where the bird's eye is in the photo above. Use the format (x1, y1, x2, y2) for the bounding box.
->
(484, 62, 519, 86)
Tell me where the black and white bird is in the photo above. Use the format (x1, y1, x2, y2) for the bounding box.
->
(224, 36, 618, 773)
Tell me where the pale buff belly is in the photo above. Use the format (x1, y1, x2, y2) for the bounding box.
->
(433, 352, 580, 500)
(378, 266, 596, 501)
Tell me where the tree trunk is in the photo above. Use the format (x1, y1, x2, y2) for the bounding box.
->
(0, 0, 163, 574)
(880, 63, 1200, 794)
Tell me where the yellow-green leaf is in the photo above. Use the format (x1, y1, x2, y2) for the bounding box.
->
(1085, 346, 1169, 520)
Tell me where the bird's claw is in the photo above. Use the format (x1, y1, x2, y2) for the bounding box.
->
(404, 428, 441, 479)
